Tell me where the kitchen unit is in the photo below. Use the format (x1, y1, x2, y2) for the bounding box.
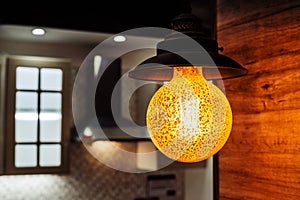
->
(0, 12, 214, 200)
(0, 0, 299, 199)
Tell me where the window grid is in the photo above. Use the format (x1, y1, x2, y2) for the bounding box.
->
(15, 66, 62, 168)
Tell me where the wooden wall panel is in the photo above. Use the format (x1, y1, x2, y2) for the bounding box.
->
(218, 6, 300, 67)
(217, 0, 300, 199)
(218, 0, 300, 30)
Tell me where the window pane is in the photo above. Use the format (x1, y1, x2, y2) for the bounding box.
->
(39, 144, 61, 167)
(40, 68, 62, 91)
(15, 144, 37, 167)
(39, 112, 62, 142)
(15, 112, 38, 142)
(40, 92, 61, 111)
(16, 67, 39, 90)
(16, 92, 38, 111)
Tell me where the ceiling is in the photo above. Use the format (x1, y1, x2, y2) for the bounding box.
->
(0, 0, 215, 45)
(0, 0, 215, 33)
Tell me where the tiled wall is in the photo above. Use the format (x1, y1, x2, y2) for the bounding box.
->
(0, 142, 184, 200)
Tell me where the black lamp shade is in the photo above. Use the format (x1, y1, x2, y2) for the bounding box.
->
(128, 51, 248, 81)
(128, 13, 248, 81)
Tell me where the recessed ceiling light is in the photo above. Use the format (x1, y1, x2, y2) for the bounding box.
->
(113, 35, 126, 42)
(31, 28, 46, 36)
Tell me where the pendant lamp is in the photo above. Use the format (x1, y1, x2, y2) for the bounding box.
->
(128, 13, 247, 163)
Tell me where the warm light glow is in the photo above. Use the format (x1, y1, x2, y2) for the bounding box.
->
(39, 113, 61, 120)
(31, 28, 46, 36)
(15, 112, 38, 120)
(113, 35, 126, 42)
(93, 55, 102, 78)
(146, 67, 232, 162)
(83, 127, 93, 137)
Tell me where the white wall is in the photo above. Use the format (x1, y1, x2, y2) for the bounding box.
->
(184, 157, 214, 200)
(0, 56, 5, 174)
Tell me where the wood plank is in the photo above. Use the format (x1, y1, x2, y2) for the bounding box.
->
(219, 111, 300, 200)
(227, 110, 300, 153)
(217, 0, 300, 30)
(217, 1, 300, 200)
(219, 153, 300, 199)
(217, 6, 300, 68)
(223, 64, 300, 113)
(219, 161, 300, 200)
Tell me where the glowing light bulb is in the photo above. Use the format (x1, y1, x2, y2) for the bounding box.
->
(146, 66, 232, 162)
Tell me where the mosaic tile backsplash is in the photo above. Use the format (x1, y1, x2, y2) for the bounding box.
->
(0, 142, 184, 200)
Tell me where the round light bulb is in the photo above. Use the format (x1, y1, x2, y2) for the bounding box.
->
(146, 66, 232, 162)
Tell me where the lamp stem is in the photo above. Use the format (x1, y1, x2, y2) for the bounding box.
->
(213, 153, 219, 200)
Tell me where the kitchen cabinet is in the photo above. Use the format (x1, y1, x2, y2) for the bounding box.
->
(0, 55, 71, 175)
